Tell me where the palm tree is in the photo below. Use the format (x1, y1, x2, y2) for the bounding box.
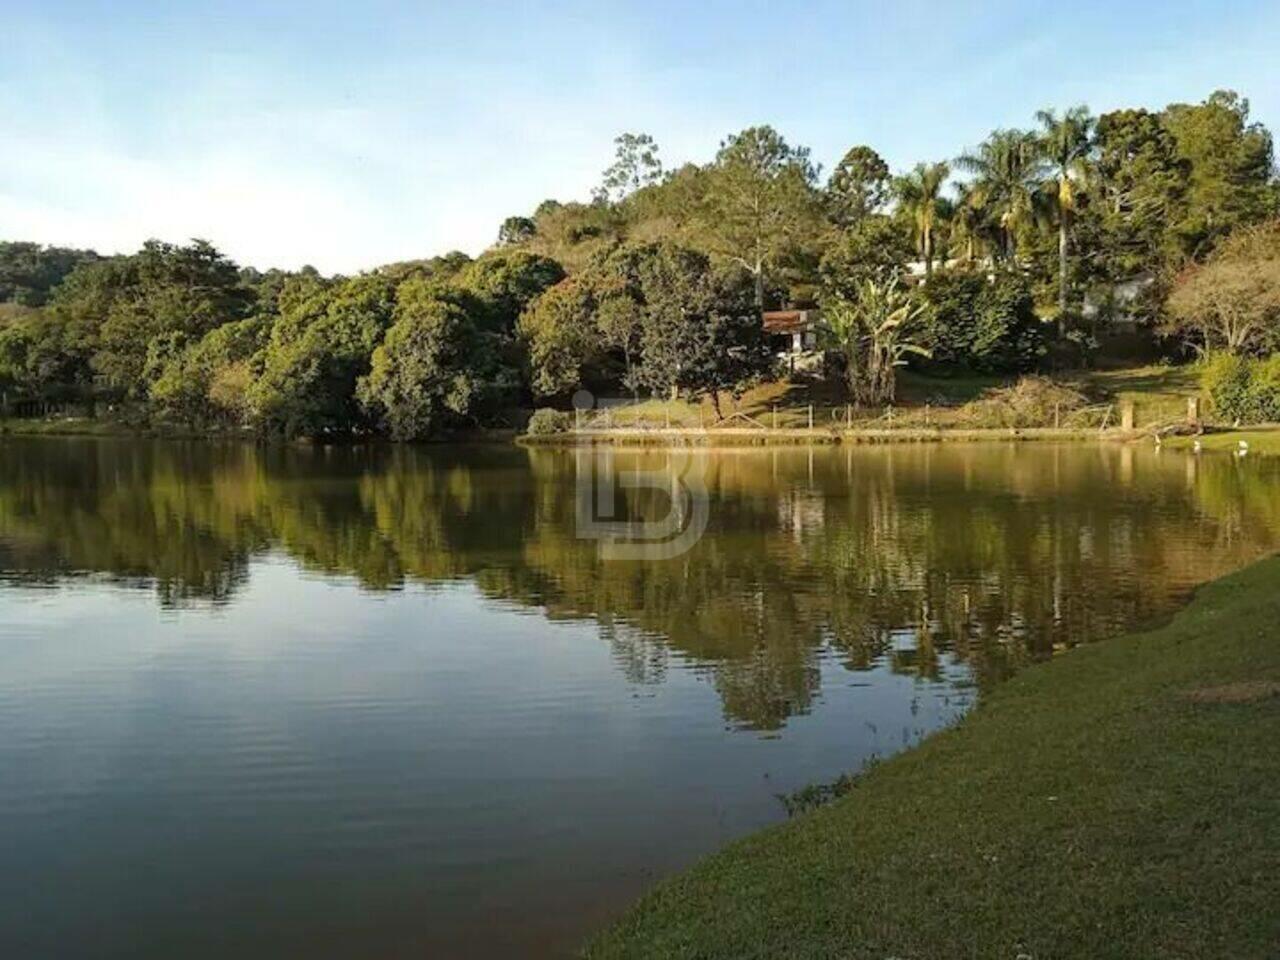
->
(949, 181, 988, 264)
(1035, 106, 1095, 321)
(893, 161, 951, 276)
(955, 130, 1046, 262)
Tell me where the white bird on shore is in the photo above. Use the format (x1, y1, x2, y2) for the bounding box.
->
(1193, 438, 1202, 454)
(1238, 440, 1250, 458)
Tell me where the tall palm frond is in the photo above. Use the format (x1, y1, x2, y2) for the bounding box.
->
(1035, 105, 1096, 319)
(893, 161, 951, 276)
(955, 130, 1047, 262)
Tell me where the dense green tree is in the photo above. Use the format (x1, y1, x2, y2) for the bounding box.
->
(250, 272, 395, 436)
(357, 280, 496, 439)
(919, 270, 1047, 373)
(519, 242, 768, 405)
(827, 145, 890, 225)
(496, 216, 537, 247)
(524, 200, 627, 273)
(455, 250, 565, 334)
(518, 277, 603, 397)
(149, 316, 267, 425)
(0, 242, 99, 306)
(0, 311, 81, 405)
(42, 239, 252, 400)
(629, 245, 768, 409)
(699, 126, 821, 306)
(819, 215, 913, 299)
(1163, 90, 1278, 257)
(680, 286, 772, 418)
(1086, 108, 1190, 280)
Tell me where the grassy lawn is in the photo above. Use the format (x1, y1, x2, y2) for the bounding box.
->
(584, 364, 1203, 433)
(0, 417, 230, 439)
(585, 554, 1280, 960)
(1166, 426, 1280, 456)
(1084, 364, 1201, 426)
(0, 417, 139, 437)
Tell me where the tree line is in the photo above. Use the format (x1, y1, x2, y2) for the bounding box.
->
(1, 89, 1277, 437)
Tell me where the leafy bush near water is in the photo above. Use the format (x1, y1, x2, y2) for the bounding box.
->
(918, 270, 1048, 374)
(525, 407, 573, 436)
(1200, 353, 1280, 423)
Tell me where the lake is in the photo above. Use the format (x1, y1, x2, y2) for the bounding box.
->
(1, 437, 1277, 958)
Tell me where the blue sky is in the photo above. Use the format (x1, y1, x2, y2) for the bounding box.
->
(2, 0, 1277, 273)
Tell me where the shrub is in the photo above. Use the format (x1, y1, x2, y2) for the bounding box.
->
(963, 376, 1088, 428)
(1250, 355, 1280, 423)
(1200, 352, 1280, 424)
(1200, 352, 1253, 421)
(525, 407, 572, 436)
(919, 270, 1047, 374)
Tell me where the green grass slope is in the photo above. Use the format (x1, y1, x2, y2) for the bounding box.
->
(586, 556, 1280, 960)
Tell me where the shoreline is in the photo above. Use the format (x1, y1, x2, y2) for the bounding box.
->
(584, 553, 1280, 958)
(520, 425, 1140, 447)
(0, 419, 520, 444)
(9, 416, 1280, 457)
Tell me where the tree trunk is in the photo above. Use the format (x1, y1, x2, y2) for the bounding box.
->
(710, 390, 723, 421)
(1058, 218, 1069, 335)
(753, 259, 764, 309)
(924, 226, 933, 277)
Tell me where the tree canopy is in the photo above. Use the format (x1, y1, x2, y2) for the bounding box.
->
(2, 88, 1277, 435)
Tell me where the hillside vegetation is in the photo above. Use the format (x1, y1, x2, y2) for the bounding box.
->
(1, 90, 1277, 439)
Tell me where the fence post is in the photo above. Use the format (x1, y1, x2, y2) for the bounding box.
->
(1120, 401, 1135, 432)
(808, 404, 813, 430)
(772, 404, 777, 430)
(605, 406, 611, 430)
(1054, 402, 1060, 429)
(846, 404, 852, 430)
(924, 402, 930, 427)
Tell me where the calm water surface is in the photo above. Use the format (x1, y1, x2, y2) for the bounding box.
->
(1, 438, 1278, 958)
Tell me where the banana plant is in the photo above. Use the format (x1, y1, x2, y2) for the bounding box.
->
(823, 277, 931, 405)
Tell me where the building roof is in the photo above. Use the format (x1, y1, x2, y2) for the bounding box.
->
(762, 309, 819, 334)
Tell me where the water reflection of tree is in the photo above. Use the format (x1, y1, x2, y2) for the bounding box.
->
(1, 440, 1278, 730)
